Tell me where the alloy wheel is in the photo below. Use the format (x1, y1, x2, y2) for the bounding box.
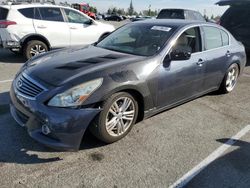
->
(226, 66, 239, 92)
(105, 97, 136, 137)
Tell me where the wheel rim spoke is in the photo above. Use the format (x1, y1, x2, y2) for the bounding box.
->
(226, 67, 238, 91)
(105, 96, 135, 137)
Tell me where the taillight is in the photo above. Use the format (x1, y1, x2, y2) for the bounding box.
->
(0, 21, 17, 28)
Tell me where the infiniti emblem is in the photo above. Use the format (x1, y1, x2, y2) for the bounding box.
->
(17, 80, 23, 88)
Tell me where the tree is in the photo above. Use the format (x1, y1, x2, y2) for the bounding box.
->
(107, 8, 112, 15)
(89, 6, 97, 13)
(128, 0, 134, 15)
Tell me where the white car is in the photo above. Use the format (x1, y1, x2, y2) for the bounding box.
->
(0, 4, 115, 59)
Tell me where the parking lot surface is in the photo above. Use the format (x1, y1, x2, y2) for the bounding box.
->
(0, 21, 250, 188)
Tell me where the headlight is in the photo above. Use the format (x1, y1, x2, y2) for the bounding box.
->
(48, 78, 103, 107)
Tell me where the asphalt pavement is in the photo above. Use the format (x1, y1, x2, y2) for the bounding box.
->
(0, 21, 250, 188)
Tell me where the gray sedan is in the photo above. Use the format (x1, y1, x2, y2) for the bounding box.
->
(10, 20, 246, 151)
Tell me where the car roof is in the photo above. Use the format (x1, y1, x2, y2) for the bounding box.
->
(134, 19, 208, 27)
(159, 8, 200, 13)
(216, 0, 250, 6)
(0, 4, 72, 10)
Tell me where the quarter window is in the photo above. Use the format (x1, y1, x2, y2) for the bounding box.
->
(203, 26, 223, 50)
(38, 8, 64, 22)
(64, 9, 90, 24)
(0, 7, 9, 20)
(221, 30, 229, 46)
(18, 8, 34, 19)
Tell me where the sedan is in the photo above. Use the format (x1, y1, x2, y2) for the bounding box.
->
(10, 20, 246, 151)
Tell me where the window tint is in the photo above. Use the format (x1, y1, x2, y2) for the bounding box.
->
(34, 8, 42, 20)
(0, 7, 8, 20)
(39, 8, 64, 22)
(173, 27, 201, 54)
(157, 9, 185, 19)
(221, 30, 229, 46)
(64, 9, 89, 24)
(203, 26, 223, 50)
(19, 8, 34, 19)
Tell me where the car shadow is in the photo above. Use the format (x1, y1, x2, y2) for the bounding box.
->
(186, 138, 250, 187)
(0, 49, 25, 64)
(246, 55, 250, 67)
(0, 91, 106, 165)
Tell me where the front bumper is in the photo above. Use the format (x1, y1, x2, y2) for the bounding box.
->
(10, 85, 101, 151)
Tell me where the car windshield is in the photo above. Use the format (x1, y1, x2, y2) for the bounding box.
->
(96, 24, 177, 56)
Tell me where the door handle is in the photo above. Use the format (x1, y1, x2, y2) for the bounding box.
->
(70, 27, 77, 30)
(196, 59, 205, 66)
(37, 25, 47, 29)
(226, 50, 231, 57)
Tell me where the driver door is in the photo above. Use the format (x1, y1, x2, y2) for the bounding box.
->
(157, 26, 206, 108)
(63, 8, 102, 46)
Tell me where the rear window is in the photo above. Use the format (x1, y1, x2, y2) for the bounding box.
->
(18, 8, 34, 19)
(203, 26, 223, 50)
(157, 9, 185, 19)
(38, 7, 64, 22)
(0, 7, 9, 20)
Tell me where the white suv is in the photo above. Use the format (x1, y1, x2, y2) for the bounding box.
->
(0, 4, 115, 59)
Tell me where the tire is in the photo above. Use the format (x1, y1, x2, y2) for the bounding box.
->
(90, 92, 139, 143)
(219, 63, 239, 94)
(23, 40, 48, 60)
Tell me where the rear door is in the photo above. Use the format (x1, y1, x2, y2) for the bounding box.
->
(63, 8, 102, 46)
(33, 7, 70, 48)
(201, 26, 230, 91)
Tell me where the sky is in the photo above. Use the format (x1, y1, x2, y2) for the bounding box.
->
(58, 0, 229, 16)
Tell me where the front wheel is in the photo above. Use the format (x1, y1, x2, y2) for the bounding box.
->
(219, 63, 239, 93)
(90, 92, 139, 143)
(23, 40, 48, 60)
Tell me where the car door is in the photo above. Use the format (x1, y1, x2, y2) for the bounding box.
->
(157, 26, 206, 108)
(33, 7, 70, 48)
(200, 26, 230, 91)
(63, 8, 103, 46)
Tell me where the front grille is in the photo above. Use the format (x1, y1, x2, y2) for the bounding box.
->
(15, 73, 45, 98)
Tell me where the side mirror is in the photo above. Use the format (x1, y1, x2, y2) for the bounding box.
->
(170, 48, 191, 61)
(85, 19, 93, 25)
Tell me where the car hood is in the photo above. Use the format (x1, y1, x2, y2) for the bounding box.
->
(24, 45, 146, 86)
(216, 0, 250, 6)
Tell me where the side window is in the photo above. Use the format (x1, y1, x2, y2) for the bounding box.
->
(173, 27, 202, 54)
(38, 7, 64, 22)
(221, 30, 229, 46)
(203, 26, 223, 50)
(18, 8, 34, 19)
(64, 9, 90, 24)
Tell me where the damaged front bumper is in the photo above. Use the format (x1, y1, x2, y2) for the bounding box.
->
(9, 85, 101, 151)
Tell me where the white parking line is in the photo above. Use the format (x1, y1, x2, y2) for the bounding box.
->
(169, 124, 250, 188)
(0, 79, 13, 83)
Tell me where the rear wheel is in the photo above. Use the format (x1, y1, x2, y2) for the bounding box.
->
(219, 63, 239, 93)
(90, 92, 138, 143)
(23, 40, 48, 60)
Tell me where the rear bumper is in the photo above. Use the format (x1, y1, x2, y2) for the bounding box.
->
(0, 29, 21, 49)
(10, 84, 101, 151)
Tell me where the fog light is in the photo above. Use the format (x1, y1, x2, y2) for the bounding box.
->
(42, 124, 51, 135)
